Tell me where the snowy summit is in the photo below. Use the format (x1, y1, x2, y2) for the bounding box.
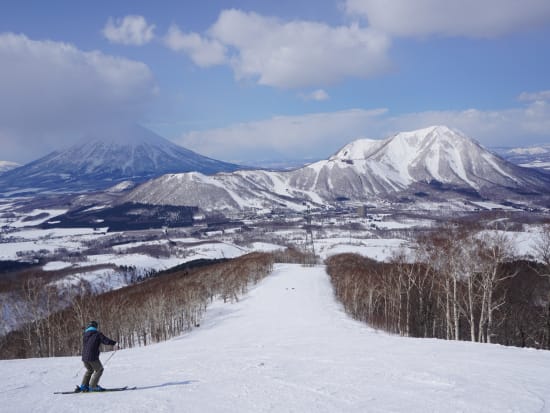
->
(1, 264, 549, 412)
(0, 125, 241, 194)
(124, 125, 550, 212)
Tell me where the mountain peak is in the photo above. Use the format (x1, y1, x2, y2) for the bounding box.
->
(0, 125, 242, 194)
(427, 125, 456, 134)
(125, 125, 550, 212)
(331, 125, 471, 163)
(330, 138, 384, 161)
(391, 125, 468, 143)
(77, 124, 170, 147)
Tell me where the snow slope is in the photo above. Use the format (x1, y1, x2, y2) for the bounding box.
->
(125, 126, 550, 212)
(1, 265, 549, 412)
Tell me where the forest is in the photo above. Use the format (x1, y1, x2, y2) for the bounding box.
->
(2, 223, 550, 360)
(327, 225, 550, 349)
(0, 252, 274, 358)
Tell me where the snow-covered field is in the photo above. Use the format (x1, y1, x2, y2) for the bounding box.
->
(0, 205, 421, 278)
(314, 237, 411, 261)
(520, 161, 550, 170)
(1, 264, 549, 413)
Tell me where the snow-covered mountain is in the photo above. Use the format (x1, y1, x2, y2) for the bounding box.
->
(0, 161, 20, 174)
(493, 144, 550, 171)
(124, 126, 550, 212)
(2, 265, 549, 412)
(299, 125, 550, 198)
(0, 125, 241, 194)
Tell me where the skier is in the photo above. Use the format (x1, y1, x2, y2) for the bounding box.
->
(78, 320, 117, 392)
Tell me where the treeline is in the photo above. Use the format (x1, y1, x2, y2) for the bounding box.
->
(271, 247, 317, 265)
(40, 202, 198, 231)
(0, 252, 273, 359)
(326, 226, 550, 349)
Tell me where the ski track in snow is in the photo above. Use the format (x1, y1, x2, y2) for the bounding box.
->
(1, 264, 550, 412)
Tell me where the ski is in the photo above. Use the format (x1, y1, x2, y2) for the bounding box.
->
(54, 386, 136, 394)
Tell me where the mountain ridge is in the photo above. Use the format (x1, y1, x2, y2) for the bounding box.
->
(493, 143, 550, 171)
(123, 126, 550, 212)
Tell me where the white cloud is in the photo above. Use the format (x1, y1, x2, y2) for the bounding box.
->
(345, 0, 550, 37)
(102, 15, 155, 45)
(519, 90, 550, 102)
(176, 102, 550, 163)
(164, 25, 227, 67)
(0, 33, 156, 162)
(299, 89, 330, 101)
(165, 9, 391, 89)
(177, 108, 388, 162)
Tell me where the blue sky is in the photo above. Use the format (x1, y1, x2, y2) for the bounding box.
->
(1, 0, 549, 164)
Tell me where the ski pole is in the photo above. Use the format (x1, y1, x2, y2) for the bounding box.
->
(103, 346, 118, 368)
(73, 365, 83, 379)
(73, 346, 118, 378)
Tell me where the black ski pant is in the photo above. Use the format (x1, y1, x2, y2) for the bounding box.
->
(81, 360, 104, 388)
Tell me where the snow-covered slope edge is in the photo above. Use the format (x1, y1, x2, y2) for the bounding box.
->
(1, 265, 549, 412)
(0, 161, 20, 174)
(124, 126, 550, 212)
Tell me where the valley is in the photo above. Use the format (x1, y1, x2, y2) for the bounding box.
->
(2, 5, 549, 410)
(1, 125, 549, 345)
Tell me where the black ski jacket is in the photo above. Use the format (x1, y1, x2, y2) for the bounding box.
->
(82, 328, 116, 362)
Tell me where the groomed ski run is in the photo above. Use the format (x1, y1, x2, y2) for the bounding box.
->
(2, 264, 550, 412)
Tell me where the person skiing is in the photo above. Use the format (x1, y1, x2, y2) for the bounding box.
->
(78, 320, 117, 392)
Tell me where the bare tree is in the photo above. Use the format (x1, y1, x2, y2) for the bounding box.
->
(533, 224, 550, 271)
(475, 232, 516, 343)
(13, 278, 59, 357)
(533, 224, 550, 347)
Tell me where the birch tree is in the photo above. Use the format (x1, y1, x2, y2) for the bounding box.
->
(477, 231, 517, 343)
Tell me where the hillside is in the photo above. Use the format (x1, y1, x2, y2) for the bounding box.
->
(1, 264, 549, 412)
(124, 126, 550, 212)
(0, 125, 241, 195)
